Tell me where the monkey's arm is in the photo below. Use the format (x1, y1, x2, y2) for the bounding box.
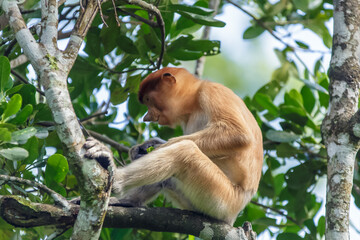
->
(161, 121, 252, 155)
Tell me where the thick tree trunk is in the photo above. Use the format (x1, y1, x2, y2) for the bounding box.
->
(0, 0, 112, 239)
(321, 0, 360, 239)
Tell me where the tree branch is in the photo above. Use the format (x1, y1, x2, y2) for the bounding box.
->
(40, 0, 59, 52)
(10, 54, 28, 69)
(63, 0, 99, 71)
(0, 195, 256, 240)
(321, 1, 360, 239)
(0, 175, 71, 211)
(1, 0, 45, 73)
(88, 130, 130, 153)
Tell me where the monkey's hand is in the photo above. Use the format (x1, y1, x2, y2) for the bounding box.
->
(83, 137, 115, 170)
(129, 137, 166, 160)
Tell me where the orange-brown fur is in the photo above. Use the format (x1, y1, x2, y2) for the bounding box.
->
(114, 67, 263, 225)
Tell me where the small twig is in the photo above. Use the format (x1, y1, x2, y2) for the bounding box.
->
(47, 226, 72, 240)
(117, 8, 158, 28)
(250, 200, 299, 226)
(11, 70, 45, 96)
(111, 0, 121, 26)
(97, 0, 109, 27)
(80, 111, 108, 123)
(79, 0, 85, 12)
(114, 155, 125, 166)
(79, 120, 91, 137)
(87, 130, 130, 153)
(0, 174, 71, 212)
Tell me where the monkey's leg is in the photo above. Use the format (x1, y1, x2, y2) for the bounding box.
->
(114, 140, 249, 224)
(114, 183, 163, 207)
(116, 178, 195, 209)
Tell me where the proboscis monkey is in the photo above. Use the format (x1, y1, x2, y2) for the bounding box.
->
(83, 67, 263, 225)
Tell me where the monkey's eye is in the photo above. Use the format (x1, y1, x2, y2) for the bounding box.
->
(144, 96, 150, 102)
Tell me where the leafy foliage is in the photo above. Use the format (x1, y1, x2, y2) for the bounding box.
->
(0, 0, 340, 239)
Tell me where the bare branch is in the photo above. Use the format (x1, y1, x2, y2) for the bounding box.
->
(1, 0, 45, 72)
(88, 130, 130, 153)
(0, 14, 8, 31)
(10, 54, 28, 69)
(40, 0, 59, 51)
(64, 0, 99, 69)
(0, 175, 71, 211)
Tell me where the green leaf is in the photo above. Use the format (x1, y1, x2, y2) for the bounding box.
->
(11, 127, 37, 143)
(176, 11, 226, 27)
(9, 104, 33, 124)
(0, 128, 11, 142)
(45, 154, 69, 183)
(5, 84, 23, 96)
(0, 56, 11, 93)
(301, 86, 315, 114)
(166, 4, 214, 15)
(277, 233, 303, 240)
(285, 164, 313, 190)
(253, 217, 277, 226)
(110, 84, 129, 105)
(22, 136, 39, 164)
(167, 49, 203, 60)
(292, 0, 309, 12)
(317, 216, 325, 237)
(118, 35, 139, 55)
(276, 143, 299, 158)
(128, 93, 147, 119)
(266, 130, 300, 143)
(0, 147, 29, 161)
(295, 40, 309, 49)
(272, 62, 290, 83)
(84, 27, 103, 58)
(284, 90, 303, 108)
(2, 94, 22, 121)
(254, 93, 278, 116)
(279, 105, 308, 126)
(243, 25, 265, 39)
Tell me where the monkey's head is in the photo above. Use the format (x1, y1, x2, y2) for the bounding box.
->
(138, 67, 200, 127)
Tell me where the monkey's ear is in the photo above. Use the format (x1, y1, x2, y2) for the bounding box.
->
(162, 73, 176, 84)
